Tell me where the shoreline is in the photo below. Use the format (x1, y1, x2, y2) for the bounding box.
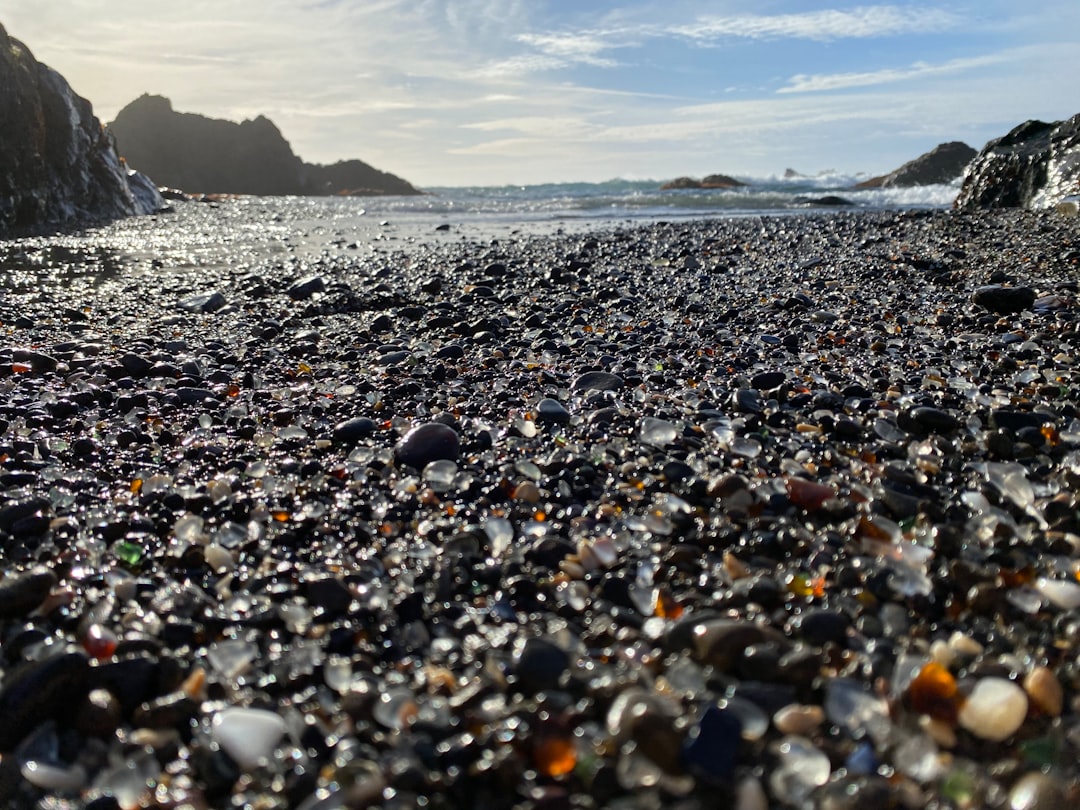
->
(1, 205, 1079, 808)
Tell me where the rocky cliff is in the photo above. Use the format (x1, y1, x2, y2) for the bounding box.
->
(0, 23, 161, 232)
(853, 142, 976, 190)
(108, 95, 421, 197)
(954, 115, 1080, 209)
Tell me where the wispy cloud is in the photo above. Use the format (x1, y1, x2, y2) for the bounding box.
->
(779, 54, 1009, 93)
(671, 6, 961, 43)
(486, 5, 961, 78)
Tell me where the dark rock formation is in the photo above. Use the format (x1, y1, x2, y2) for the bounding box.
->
(853, 142, 976, 190)
(954, 115, 1080, 210)
(660, 174, 746, 190)
(0, 24, 161, 232)
(108, 95, 421, 197)
(793, 195, 854, 207)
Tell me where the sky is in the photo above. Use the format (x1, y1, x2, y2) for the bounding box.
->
(4, 1, 1079, 187)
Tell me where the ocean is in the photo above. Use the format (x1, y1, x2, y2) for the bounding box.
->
(357, 173, 959, 229)
(0, 173, 960, 281)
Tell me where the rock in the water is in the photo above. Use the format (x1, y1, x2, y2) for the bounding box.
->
(853, 142, 976, 189)
(956, 114, 1080, 209)
(957, 677, 1028, 741)
(0, 23, 149, 231)
(394, 422, 460, 469)
(972, 285, 1036, 314)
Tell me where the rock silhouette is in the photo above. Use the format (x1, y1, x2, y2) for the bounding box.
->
(108, 95, 422, 197)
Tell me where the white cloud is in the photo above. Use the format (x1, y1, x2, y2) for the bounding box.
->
(671, 6, 961, 43)
(779, 54, 1010, 93)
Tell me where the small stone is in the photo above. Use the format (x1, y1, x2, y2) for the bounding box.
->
(1034, 577, 1080, 610)
(681, 704, 741, 785)
(535, 398, 570, 425)
(768, 735, 831, 806)
(972, 284, 1036, 314)
(787, 608, 850, 646)
(514, 637, 569, 694)
(394, 422, 460, 469)
(178, 291, 227, 313)
(1023, 666, 1063, 717)
(571, 371, 624, 392)
(824, 678, 891, 744)
(899, 406, 962, 434)
(639, 417, 678, 446)
(210, 707, 287, 770)
(750, 370, 785, 390)
(333, 416, 378, 445)
(0, 566, 57, 618)
(1008, 772, 1067, 810)
(288, 275, 327, 299)
(772, 703, 825, 736)
(957, 677, 1028, 742)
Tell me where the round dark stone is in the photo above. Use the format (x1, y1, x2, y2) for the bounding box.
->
(787, 607, 851, 646)
(394, 422, 460, 469)
(535, 398, 571, 425)
(571, 371, 624, 392)
(333, 417, 378, 445)
(972, 284, 1036, 314)
(514, 637, 569, 694)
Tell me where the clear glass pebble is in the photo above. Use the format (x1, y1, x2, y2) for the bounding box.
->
(206, 639, 259, 679)
(640, 417, 678, 446)
(769, 735, 831, 805)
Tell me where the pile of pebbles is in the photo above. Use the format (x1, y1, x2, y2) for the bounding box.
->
(1, 203, 1080, 809)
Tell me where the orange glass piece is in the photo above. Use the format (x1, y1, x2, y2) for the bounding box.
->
(785, 477, 835, 510)
(655, 587, 683, 619)
(908, 661, 959, 723)
(534, 733, 577, 777)
(130, 478, 143, 494)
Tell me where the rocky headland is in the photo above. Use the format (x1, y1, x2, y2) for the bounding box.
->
(955, 114, 1080, 210)
(852, 142, 976, 190)
(108, 94, 423, 198)
(0, 23, 162, 232)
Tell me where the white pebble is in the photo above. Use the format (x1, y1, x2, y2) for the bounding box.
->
(957, 677, 1028, 742)
(211, 707, 287, 769)
(1035, 577, 1080, 610)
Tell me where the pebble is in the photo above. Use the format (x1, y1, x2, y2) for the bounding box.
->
(333, 416, 378, 445)
(393, 421, 460, 468)
(773, 703, 825, 736)
(210, 707, 287, 770)
(1023, 666, 1063, 716)
(1034, 577, 1080, 610)
(0, 566, 57, 618)
(535, 397, 570, 425)
(1008, 772, 1067, 810)
(957, 677, 1028, 741)
(972, 284, 1036, 314)
(570, 370, 624, 391)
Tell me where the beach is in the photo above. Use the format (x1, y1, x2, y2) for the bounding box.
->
(1, 201, 1079, 809)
